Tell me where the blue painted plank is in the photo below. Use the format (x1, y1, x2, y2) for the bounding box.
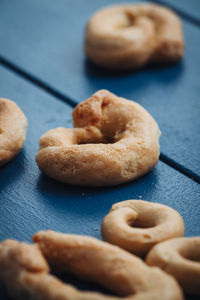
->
(160, 0, 200, 23)
(0, 0, 199, 178)
(0, 65, 199, 299)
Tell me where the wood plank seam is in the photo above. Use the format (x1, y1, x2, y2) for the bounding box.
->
(148, 0, 200, 27)
(160, 154, 200, 184)
(0, 56, 75, 108)
(1, 55, 200, 185)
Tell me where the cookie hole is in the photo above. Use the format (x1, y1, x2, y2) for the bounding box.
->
(125, 11, 136, 27)
(116, 12, 136, 29)
(56, 272, 123, 297)
(179, 250, 200, 263)
(104, 136, 116, 143)
(128, 218, 155, 229)
(78, 135, 115, 145)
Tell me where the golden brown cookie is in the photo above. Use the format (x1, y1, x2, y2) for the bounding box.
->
(102, 200, 185, 256)
(36, 90, 160, 186)
(35, 230, 184, 300)
(85, 3, 184, 69)
(0, 233, 184, 300)
(0, 231, 183, 300)
(146, 237, 200, 294)
(0, 98, 28, 166)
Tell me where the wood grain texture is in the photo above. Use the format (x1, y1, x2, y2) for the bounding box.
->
(0, 65, 199, 299)
(0, 0, 199, 177)
(0, 1, 200, 298)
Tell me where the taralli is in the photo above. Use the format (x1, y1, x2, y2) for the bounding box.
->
(102, 200, 185, 256)
(0, 98, 28, 166)
(36, 90, 160, 186)
(0, 232, 184, 300)
(146, 237, 200, 294)
(0, 239, 114, 300)
(34, 230, 184, 300)
(85, 3, 184, 70)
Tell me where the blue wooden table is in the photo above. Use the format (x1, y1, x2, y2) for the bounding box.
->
(0, 1, 199, 299)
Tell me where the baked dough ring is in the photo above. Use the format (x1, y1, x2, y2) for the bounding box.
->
(36, 90, 160, 186)
(146, 237, 200, 294)
(102, 200, 185, 256)
(85, 3, 184, 70)
(0, 98, 28, 166)
(0, 233, 183, 300)
(34, 230, 183, 300)
(0, 239, 113, 300)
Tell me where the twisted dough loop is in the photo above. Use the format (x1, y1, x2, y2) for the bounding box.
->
(85, 3, 184, 70)
(146, 237, 200, 295)
(35, 230, 183, 300)
(102, 200, 185, 256)
(36, 90, 160, 186)
(0, 98, 28, 166)
(0, 232, 183, 300)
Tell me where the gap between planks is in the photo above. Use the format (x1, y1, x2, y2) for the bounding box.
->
(0, 56, 200, 185)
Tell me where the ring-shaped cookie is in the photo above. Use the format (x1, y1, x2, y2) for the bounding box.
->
(35, 230, 184, 299)
(0, 98, 28, 166)
(146, 237, 200, 294)
(102, 200, 185, 256)
(0, 231, 183, 300)
(85, 3, 184, 70)
(36, 90, 160, 186)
